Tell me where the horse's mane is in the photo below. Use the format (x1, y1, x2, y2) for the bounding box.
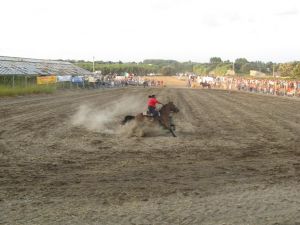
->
(159, 102, 171, 112)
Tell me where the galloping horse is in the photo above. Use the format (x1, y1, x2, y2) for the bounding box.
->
(121, 102, 180, 137)
(200, 82, 211, 88)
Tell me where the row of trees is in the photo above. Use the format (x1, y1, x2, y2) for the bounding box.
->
(278, 62, 300, 78)
(75, 62, 159, 76)
(73, 59, 194, 76)
(192, 57, 300, 78)
(67, 58, 300, 78)
(195, 57, 278, 76)
(231, 58, 300, 78)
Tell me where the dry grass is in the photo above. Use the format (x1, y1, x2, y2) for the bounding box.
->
(0, 85, 56, 97)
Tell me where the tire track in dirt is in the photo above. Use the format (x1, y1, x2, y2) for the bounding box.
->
(0, 90, 111, 119)
(166, 89, 299, 185)
(189, 89, 300, 185)
(204, 90, 300, 152)
(175, 89, 231, 137)
(0, 88, 144, 137)
(0, 88, 154, 208)
(235, 97, 300, 148)
(192, 89, 296, 141)
(217, 91, 300, 144)
(1, 87, 300, 225)
(0, 88, 135, 123)
(166, 88, 206, 135)
(218, 90, 300, 132)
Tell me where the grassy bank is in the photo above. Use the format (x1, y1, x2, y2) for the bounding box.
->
(0, 85, 56, 97)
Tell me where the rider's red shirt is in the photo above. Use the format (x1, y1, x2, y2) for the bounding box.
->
(148, 98, 158, 107)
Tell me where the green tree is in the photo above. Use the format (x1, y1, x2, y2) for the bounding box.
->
(235, 58, 248, 64)
(234, 58, 248, 73)
(210, 57, 222, 64)
(213, 64, 232, 75)
(279, 63, 294, 77)
(292, 63, 300, 78)
(265, 61, 274, 74)
(240, 63, 253, 74)
(193, 64, 209, 75)
(160, 66, 176, 75)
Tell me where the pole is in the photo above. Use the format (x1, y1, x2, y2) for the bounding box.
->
(273, 64, 275, 77)
(12, 75, 15, 88)
(93, 56, 95, 73)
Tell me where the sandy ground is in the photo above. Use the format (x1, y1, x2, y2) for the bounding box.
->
(147, 76, 187, 87)
(0, 86, 300, 225)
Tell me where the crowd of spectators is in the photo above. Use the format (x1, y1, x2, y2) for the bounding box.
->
(83, 74, 164, 88)
(196, 76, 300, 97)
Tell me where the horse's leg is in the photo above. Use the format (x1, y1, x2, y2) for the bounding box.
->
(169, 128, 177, 137)
(158, 115, 176, 137)
(164, 116, 176, 137)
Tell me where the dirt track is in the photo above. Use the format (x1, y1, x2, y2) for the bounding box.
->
(0, 87, 300, 225)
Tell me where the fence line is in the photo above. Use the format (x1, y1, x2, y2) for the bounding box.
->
(0, 75, 148, 89)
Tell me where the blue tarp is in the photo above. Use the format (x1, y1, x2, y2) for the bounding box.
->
(71, 76, 84, 83)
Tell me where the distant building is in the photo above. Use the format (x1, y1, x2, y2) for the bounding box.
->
(226, 69, 236, 76)
(0, 56, 92, 76)
(250, 70, 266, 77)
(273, 72, 281, 77)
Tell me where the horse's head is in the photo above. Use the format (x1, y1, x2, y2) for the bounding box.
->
(165, 101, 179, 113)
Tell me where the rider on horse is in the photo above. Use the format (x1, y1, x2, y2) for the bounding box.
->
(147, 95, 163, 117)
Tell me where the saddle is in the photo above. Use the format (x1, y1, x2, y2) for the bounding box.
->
(143, 111, 160, 117)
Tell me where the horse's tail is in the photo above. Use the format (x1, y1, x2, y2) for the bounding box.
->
(121, 115, 135, 125)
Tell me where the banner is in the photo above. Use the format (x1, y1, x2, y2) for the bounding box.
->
(37, 76, 57, 85)
(71, 76, 84, 83)
(88, 76, 96, 83)
(57, 75, 72, 82)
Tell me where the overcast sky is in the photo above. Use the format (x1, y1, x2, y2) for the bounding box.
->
(0, 0, 299, 63)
